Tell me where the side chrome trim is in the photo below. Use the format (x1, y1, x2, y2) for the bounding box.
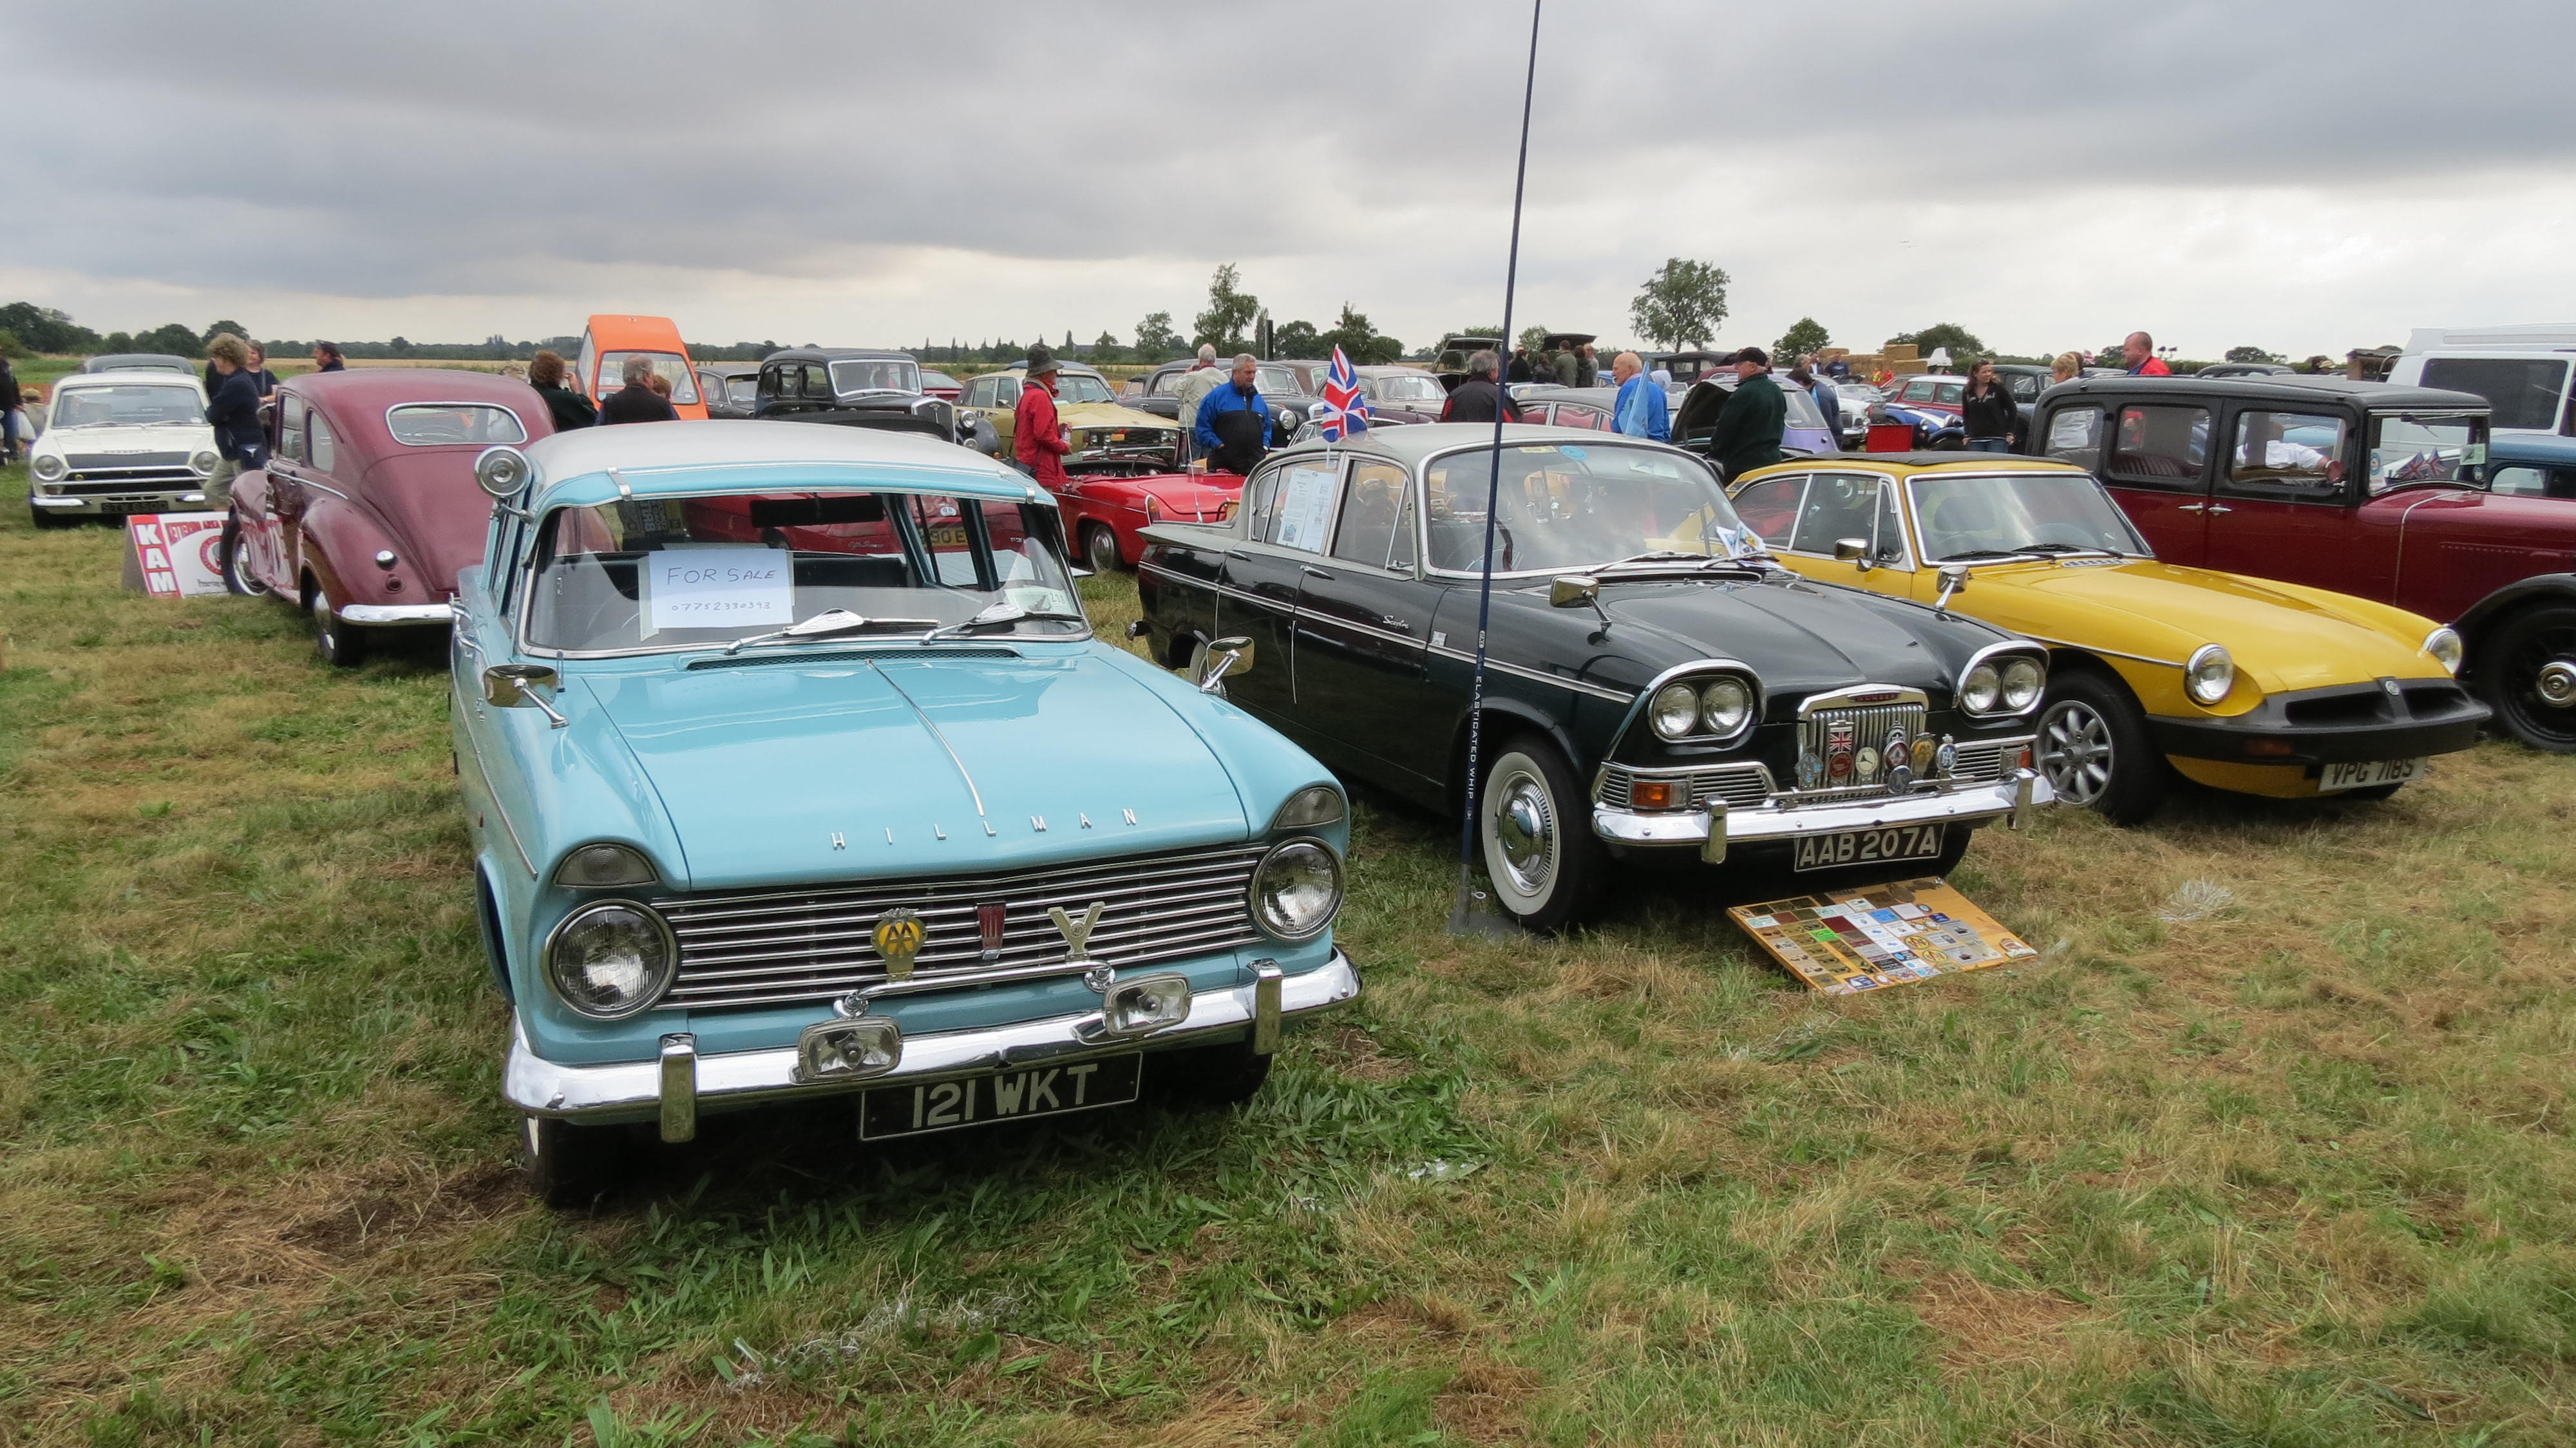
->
(2016, 634, 2184, 670)
(453, 706, 537, 878)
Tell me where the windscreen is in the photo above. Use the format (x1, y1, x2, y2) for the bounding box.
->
(52, 384, 204, 427)
(1910, 472, 2148, 562)
(828, 358, 922, 395)
(1419, 442, 1759, 574)
(1256, 367, 1302, 395)
(523, 491, 1083, 653)
(1370, 374, 1445, 403)
(1052, 374, 1117, 405)
(595, 351, 700, 404)
(387, 403, 526, 445)
(2369, 414, 2486, 491)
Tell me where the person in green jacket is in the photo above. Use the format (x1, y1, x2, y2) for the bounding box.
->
(1707, 346, 1786, 481)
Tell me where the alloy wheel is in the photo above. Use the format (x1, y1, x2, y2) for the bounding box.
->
(2039, 699, 2116, 806)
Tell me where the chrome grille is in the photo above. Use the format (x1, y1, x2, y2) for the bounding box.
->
(1949, 736, 2030, 783)
(1799, 700, 1928, 792)
(66, 450, 191, 468)
(653, 843, 1267, 1011)
(1596, 761, 1774, 810)
(55, 474, 199, 493)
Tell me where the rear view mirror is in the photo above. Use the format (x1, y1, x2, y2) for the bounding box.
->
(474, 445, 534, 500)
(1548, 575, 1601, 609)
(1194, 636, 1255, 694)
(482, 663, 567, 728)
(1934, 564, 1970, 611)
(1833, 537, 1871, 573)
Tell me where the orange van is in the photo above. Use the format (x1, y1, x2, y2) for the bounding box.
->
(575, 314, 708, 421)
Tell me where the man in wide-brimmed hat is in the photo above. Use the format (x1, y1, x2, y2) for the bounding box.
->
(1013, 345, 1072, 488)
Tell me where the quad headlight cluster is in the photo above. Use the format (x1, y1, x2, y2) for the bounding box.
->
(1959, 651, 2046, 717)
(1647, 672, 1760, 742)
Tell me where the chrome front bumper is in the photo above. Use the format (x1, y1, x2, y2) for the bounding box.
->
(505, 950, 1361, 1138)
(1593, 770, 2048, 853)
(339, 602, 457, 625)
(30, 490, 208, 510)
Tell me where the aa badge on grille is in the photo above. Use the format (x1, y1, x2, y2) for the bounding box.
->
(873, 907, 926, 982)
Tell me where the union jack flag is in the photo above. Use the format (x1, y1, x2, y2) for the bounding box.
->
(1313, 345, 1372, 442)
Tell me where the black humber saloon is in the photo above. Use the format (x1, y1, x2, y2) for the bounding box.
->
(1130, 424, 2053, 930)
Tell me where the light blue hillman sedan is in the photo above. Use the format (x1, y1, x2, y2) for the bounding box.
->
(450, 421, 1359, 1205)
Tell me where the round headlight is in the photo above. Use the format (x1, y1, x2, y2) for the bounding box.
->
(1252, 839, 1343, 940)
(1649, 682, 1701, 739)
(1700, 676, 1754, 736)
(1960, 662, 2002, 713)
(2184, 643, 2235, 705)
(544, 901, 676, 1019)
(32, 453, 66, 481)
(2001, 656, 2045, 711)
(2423, 627, 2464, 676)
(190, 450, 220, 475)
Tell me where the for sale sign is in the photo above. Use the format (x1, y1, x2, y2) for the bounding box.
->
(129, 514, 229, 598)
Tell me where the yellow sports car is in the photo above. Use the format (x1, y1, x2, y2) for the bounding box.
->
(956, 362, 1182, 475)
(1726, 455, 2490, 821)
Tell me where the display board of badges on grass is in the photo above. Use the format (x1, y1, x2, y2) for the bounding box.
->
(128, 514, 228, 598)
(1729, 877, 2037, 995)
(641, 546, 793, 634)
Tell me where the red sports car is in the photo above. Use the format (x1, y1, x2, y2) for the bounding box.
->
(1052, 468, 1240, 573)
(225, 368, 554, 665)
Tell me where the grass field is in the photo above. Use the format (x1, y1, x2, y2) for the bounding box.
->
(1, 466, 2571, 1446)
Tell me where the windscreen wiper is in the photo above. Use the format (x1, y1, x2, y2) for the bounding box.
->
(1931, 548, 2029, 562)
(723, 609, 940, 655)
(920, 602, 1089, 641)
(2016, 542, 2126, 558)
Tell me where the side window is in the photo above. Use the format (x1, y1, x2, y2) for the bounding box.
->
(1557, 405, 1607, 430)
(1789, 473, 1882, 556)
(1873, 481, 1908, 564)
(2043, 406, 2102, 470)
(308, 412, 338, 473)
(2106, 405, 2210, 490)
(2222, 410, 2347, 502)
(802, 363, 832, 397)
(2490, 464, 2547, 497)
(1242, 461, 1287, 542)
(1388, 483, 1416, 571)
(1150, 369, 1179, 397)
(1729, 474, 1806, 546)
(278, 394, 308, 462)
(2007, 373, 2041, 401)
(1268, 459, 1343, 555)
(1331, 461, 1408, 568)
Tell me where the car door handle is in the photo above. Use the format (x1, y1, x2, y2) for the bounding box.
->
(1301, 565, 1333, 580)
(2176, 502, 2204, 513)
(2204, 504, 2232, 515)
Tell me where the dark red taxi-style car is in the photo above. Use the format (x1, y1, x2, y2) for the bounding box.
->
(2034, 374, 2576, 750)
(225, 368, 554, 665)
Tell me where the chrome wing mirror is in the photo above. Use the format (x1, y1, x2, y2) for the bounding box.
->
(1549, 573, 1612, 632)
(482, 663, 568, 729)
(1193, 636, 1255, 694)
(1933, 564, 1970, 613)
(1833, 537, 1873, 574)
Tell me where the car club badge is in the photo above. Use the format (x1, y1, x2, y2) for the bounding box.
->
(1826, 719, 1855, 783)
(1797, 751, 1824, 790)
(1911, 733, 1938, 774)
(872, 907, 925, 982)
(1935, 735, 1958, 775)
(1856, 745, 1880, 781)
(977, 901, 1008, 959)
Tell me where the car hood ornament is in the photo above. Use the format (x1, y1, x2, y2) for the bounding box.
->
(873, 907, 925, 982)
(1049, 902, 1106, 964)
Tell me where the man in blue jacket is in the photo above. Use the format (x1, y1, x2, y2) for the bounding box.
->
(1610, 351, 1669, 441)
(1193, 352, 1273, 475)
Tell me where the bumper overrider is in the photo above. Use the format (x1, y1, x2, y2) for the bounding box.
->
(505, 950, 1361, 1141)
(2148, 678, 2490, 767)
(1593, 770, 2048, 857)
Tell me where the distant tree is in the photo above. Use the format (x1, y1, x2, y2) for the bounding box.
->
(2224, 345, 2285, 365)
(1886, 323, 1984, 364)
(133, 322, 204, 357)
(1274, 319, 1321, 357)
(1629, 258, 1729, 350)
(1090, 330, 1124, 363)
(1517, 323, 1552, 355)
(1191, 263, 1260, 354)
(200, 319, 247, 347)
(1319, 303, 1401, 365)
(1133, 310, 1182, 364)
(0, 303, 102, 354)
(1774, 316, 1832, 361)
(101, 330, 135, 352)
(0, 329, 25, 359)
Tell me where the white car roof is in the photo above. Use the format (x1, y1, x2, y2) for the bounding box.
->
(526, 417, 1013, 482)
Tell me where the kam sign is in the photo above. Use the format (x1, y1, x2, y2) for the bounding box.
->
(126, 514, 229, 599)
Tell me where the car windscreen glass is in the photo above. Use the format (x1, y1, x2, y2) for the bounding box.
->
(2367, 414, 2486, 492)
(2420, 357, 2565, 430)
(596, 351, 699, 404)
(52, 385, 204, 427)
(1419, 442, 1758, 574)
(1256, 367, 1301, 395)
(1911, 472, 2148, 561)
(828, 358, 921, 395)
(1050, 375, 1117, 405)
(386, 403, 527, 446)
(726, 377, 757, 405)
(522, 491, 1083, 654)
(1372, 375, 1444, 403)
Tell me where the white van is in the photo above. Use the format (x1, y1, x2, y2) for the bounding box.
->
(2388, 325, 2576, 437)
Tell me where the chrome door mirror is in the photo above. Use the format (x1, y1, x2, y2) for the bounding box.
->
(1833, 537, 1873, 573)
(1933, 564, 1970, 612)
(474, 445, 535, 500)
(1549, 573, 1611, 632)
(1193, 635, 1255, 694)
(482, 663, 568, 728)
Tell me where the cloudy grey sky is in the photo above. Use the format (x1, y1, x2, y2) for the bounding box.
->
(12, 1, 2575, 359)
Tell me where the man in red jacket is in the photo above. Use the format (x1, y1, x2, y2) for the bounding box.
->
(1012, 345, 1071, 488)
(2121, 331, 2173, 376)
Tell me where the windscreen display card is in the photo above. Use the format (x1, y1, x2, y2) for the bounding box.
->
(1728, 876, 2036, 995)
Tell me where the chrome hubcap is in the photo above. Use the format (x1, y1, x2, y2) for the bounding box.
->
(2539, 660, 2576, 708)
(1486, 765, 1557, 897)
(2039, 700, 2114, 806)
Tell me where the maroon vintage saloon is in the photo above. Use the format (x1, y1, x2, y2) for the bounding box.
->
(225, 369, 554, 665)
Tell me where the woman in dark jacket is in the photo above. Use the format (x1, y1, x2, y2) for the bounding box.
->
(1960, 359, 2017, 452)
(527, 350, 596, 430)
